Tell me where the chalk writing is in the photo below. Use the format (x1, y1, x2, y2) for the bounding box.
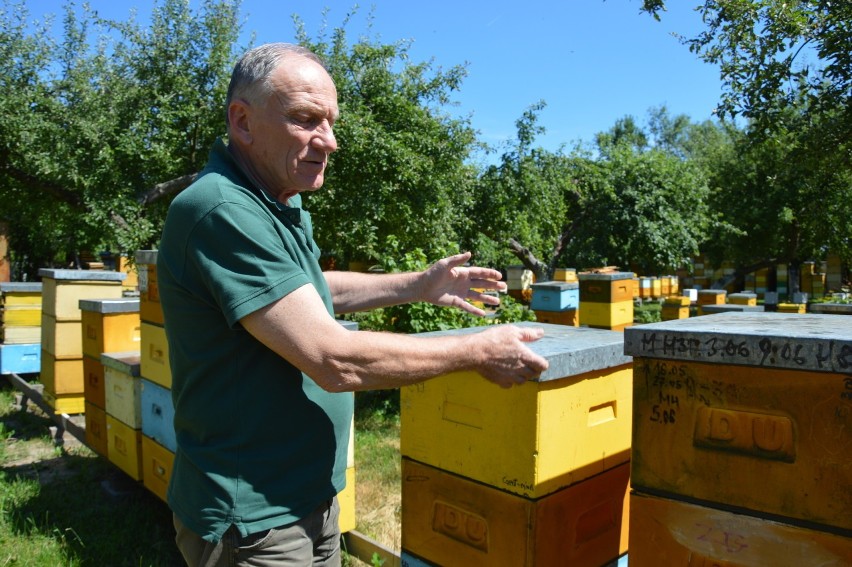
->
(694, 523, 749, 554)
(636, 332, 852, 373)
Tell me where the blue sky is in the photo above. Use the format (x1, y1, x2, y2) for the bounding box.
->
(25, 1, 723, 155)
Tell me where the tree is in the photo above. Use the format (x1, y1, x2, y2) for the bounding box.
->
(0, 0, 241, 278)
(294, 9, 480, 266)
(642, 1, 852, 276)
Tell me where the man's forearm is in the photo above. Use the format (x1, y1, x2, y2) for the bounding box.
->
(323, 270, 423, 313)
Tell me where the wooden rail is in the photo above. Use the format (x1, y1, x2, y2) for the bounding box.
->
(6, 372, 86, 446)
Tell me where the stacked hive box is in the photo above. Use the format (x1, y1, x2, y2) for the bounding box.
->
(553, 267, 577, 283)
(623, 313, 852, 566)
(728, 292, 757, 306)
(506, 265, 534, 303)
(826, 254, 843, 292)
(400, 323, 633, 566)
(777, 302, 807, 314)
(776, 263, 789, 298)
(661, 296, 690, 321)
(530, 281, 579, 326)
(754, 268, 769, 297)
(134, 251, 358, 531)
(79, 298, 140, 457)
(696, 289, 726, 316)
(103, 352, 144, 480)
(0, 282, 42, 375)
(38, 269, 124, 414)
(578, 272, 634, 331)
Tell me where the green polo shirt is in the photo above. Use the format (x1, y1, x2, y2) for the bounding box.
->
(158, 139, 352, 542)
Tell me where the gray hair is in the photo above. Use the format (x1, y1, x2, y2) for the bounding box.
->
(225, 43, 325, 126)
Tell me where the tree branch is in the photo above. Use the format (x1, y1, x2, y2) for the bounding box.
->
(508, 238, 548, 281)
(138, 173, 198, 206)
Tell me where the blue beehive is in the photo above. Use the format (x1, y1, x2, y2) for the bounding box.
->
(530, 281, 579, 312)
(140, 378, 176, 452)
(0, 343, 41, 374)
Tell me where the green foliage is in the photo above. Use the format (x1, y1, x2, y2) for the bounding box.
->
(295, 9, 479, 265)
(0, 0, 241, 277)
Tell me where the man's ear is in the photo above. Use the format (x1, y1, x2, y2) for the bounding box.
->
(228, 99, 253, 145)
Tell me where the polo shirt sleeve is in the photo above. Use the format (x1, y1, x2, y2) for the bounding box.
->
(185, 199, 313, 328)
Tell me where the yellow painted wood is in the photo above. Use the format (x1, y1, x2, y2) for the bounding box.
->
(81, 311, 141, 359)
(40, 314, 82, 358)
(105, 366, 142, 429)
(40, 352, 83, 395)
(402, 458, 630, 567)
(140, 322, 171, 388)
(1, 291, 41, 306)
(0, 326, 41, 344)
(138, 264, 164, 325)
(579, 300, 634, 328)
(632, 357, 852, 531)
(1, 306, 41, 326)
(141, 435, 174, 502)
(777, 303, 806, 314)
(42, 279, 123, 320)
(534, 308, 579, 326)
(664, 296, 690, 307)
(43, 390, 85, 414)
(401, 364, 633, 498)
(628, 492, 852, 567)
(338, 467, 356, 533)
(106, 414, 143, 480)
(661, 305, 689, 321)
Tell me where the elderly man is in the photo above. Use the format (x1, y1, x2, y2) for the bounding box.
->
(158, 43, 548, 566)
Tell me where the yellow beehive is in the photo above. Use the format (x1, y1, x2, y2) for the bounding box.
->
(777, 303, 806, 314)
(697, 289, 726, 305)
(84, 401, 109, 457)
(639, 277, 652, 300)
(141, 435, 174, 502)
(401, 323, 633, 499)
(106, 414, 143, 480)
(103, 352, 142, 429)
(0, 282, 42, 306)
(628, 492, 852, 567)
(578, 273, 634, 303)
(660, 276, 671, 297)
(1, 306, 41, 326)
(650, 277, 662, 298)
(39, 352, 83, 394)
(140, 322, 171, 388)
(728, 292, 757, 306)
(118, 256, 139, 292)
(43, 390, 84, 414)
(80, 299, 141, 359)
(578, 300, 633, 330)
(402, 458, 630, 567)
(631, 278, 640, 299)
(625, 313, 852, 532)
(338, 467, 356, 534)
(552, 268, 577, 282)
(39, 269, 124, 320)
(136, 250, 164, 325)
(40, 314, 82, 358)
(534, 308, 579, 326)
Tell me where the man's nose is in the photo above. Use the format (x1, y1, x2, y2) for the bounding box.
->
(313, 121, 337, 153)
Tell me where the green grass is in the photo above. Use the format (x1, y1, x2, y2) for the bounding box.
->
(0, 382, 182, 566)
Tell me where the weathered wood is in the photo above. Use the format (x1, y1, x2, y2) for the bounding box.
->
(7, 372, 86, 446)
(342, 530, 401, 567)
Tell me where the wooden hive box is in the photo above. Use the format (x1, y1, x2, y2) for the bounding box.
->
(401, 323, 633, 499)
(38, 269, 124, 321)
(79, 298, 140, 359)
(624, 312, 852, 532)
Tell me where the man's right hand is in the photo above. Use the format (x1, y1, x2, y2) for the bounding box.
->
(467, 325, 549, 388)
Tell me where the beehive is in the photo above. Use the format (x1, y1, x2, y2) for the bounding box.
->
(1, 282, 43, 345)
(534, 308, 579, 326)
(402, 459, 630, 567)
(728, 292, 757, 306)
(629, 492, 852, 567)
(136, 250, 163, 325)
(696, 289, 726, 306)
(83, 355, 106, 409)
(140, 378, 176, 452)
(84, 401, 109, 456)
(106, 414, 143, 480)
(0, 343, 40, 374)
(579, 301, 633, 330)
(39, 269, 125, 320)
(140, 322, 171, 388)
(578, 274, 633, 304)
(141, 435, 174, 502)
(777, 303, 806, 314)
(103, 351, 142, 429)
(401, 323, 632, 499)
(79, 298, 140, 359)
(624, 312, 852, 532)
(530, 281, 579, 312)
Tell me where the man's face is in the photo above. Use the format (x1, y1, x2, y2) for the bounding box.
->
(247, 57, 339, 203)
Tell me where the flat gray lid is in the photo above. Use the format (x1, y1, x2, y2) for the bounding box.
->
(700, 304, 764, 313)
(624, 312, 852, 374)
(531, 281, 579, 291)
(38, 269, 125, 282)
(698, 289, 726, 295)
(416, 322, 632, 381)
(728, 292, 757, 299)
(78, 298, 140, 313)
(577, 272, 633, 281)
(100, 351, 141, 375)
(0, 282, 42, 292)
(135, 250, 158, 265)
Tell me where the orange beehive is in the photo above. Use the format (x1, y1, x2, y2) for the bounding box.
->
(402, 458, 630, 567)
(624, 312, 852, 532)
